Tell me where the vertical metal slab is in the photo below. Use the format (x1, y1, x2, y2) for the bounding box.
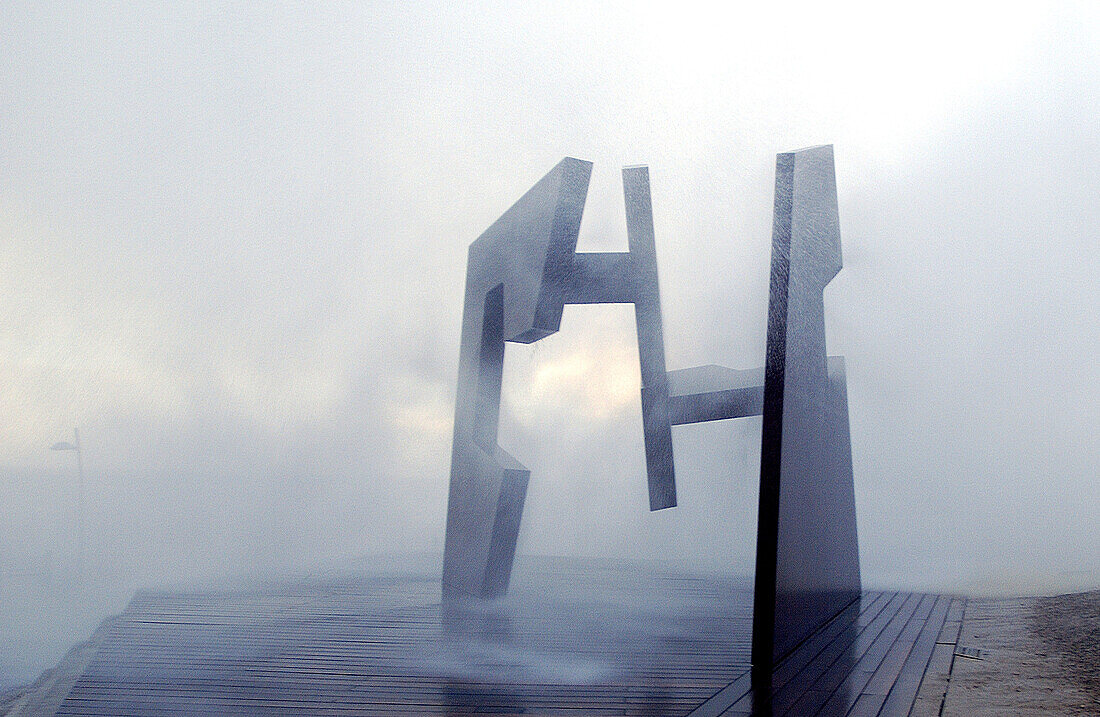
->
(623, 166, 676, 511)
(752, 145, 861, 685)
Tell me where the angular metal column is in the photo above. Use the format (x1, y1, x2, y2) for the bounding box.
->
(752, 145, 861, 687)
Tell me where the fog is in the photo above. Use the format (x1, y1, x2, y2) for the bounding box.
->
(1, 0, 1098, 690)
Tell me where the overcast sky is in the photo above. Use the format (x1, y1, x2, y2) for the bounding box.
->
(1, 2, 1097, 596)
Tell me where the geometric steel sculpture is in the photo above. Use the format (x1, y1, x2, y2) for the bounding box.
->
(442, 145, 860, 688)
(442, 158, 676, 600)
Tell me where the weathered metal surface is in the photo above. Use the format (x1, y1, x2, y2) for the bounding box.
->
(442, 157, 592, 600)
(753, 145, 862, 684)
(442, 160, 676, 600)
(444, 148, 862, 698)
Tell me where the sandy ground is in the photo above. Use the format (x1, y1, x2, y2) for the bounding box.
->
(941, 593, 1100, 716)
(1032, 590, 1100, 713)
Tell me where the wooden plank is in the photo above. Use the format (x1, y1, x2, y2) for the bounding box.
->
(815, 592, 927, 716)
(694, 593, 886, 716)
(878, 595, 950, 714)
(781, 592, 912, 715)
(861, 594, 937, 697)
(910, 597, 967, 717)
(685, 672, 752, 717)
(30, 575, 958, 715)
(849, 692, 886, 717)
(768, 592, 891, 688)
(42, 567, 759, 716)
(768, 595, 898, 713)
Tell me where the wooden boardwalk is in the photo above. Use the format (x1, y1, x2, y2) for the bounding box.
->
(12, 561, 964, 716)
(689, 591, 966, 716)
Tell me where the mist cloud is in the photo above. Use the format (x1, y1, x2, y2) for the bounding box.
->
(1, 2, 1097, 596)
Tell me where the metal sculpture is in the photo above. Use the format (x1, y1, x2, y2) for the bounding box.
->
(442, 145, 860, 684)
(752, 146, 860, 684)
(442, 158, 675, 599)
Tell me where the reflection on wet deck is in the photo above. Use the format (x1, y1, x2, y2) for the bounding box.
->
(28, 559, 960, 715)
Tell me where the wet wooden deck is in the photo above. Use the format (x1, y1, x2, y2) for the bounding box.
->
(13, 562, 964, 716)
(690, 591, 966, 716)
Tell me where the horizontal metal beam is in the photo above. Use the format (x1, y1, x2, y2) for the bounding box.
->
(562, 252, 635, 304)
(663, 365, 765, 425)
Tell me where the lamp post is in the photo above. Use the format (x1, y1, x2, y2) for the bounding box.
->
(50, 428, 83, 582)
